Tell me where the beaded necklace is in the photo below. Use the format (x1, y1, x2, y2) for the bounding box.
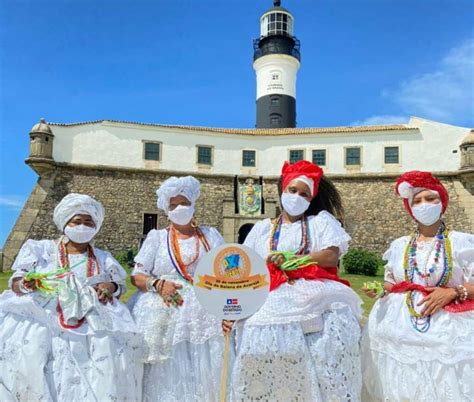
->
(166, 226, 211, 284)
(57, 236, 99, 277)
(403, 223, 452, 332)
(269, 214, 309, 254)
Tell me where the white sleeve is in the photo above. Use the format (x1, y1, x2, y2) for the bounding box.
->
(382, 242, 397, 285)
(9, 239, 49, 288)
(102, 251, 128, 296)
(132, 230, 160, 276)
(453, 233, 474, 284)
(312, 211, 351, 257)
(205, 227, 225, 249)
(243, 220, 264, 250)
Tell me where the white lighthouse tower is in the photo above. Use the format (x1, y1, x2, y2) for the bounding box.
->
(253, 0, 301, 128)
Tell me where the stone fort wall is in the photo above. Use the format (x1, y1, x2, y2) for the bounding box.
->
(2, 163, 472, 270)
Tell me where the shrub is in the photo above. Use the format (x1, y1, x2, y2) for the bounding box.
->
(115, 246, 138, 270)
(342, 248, 381, 276)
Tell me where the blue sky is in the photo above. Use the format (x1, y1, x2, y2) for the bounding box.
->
(0, 0, 473, 247)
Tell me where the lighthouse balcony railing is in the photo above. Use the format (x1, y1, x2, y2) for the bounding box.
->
(253, 37, 300, 61)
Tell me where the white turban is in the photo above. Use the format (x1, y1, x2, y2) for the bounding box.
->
(156, 176, 201, 213)
(53, 193, 105, 232)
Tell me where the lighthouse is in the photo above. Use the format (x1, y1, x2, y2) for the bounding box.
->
(253, 0, 301, 128)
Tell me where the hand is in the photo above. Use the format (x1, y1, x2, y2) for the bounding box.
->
(158, 280, 183, 307)
(14, 277, 36, 295)
(361, 285, 379, 299)
(222, 320, 235, 335)
(266, 253, 286, 268)
(94, 282, 116, 304)
(22, 278, 37, 292)
(418, 287, 457, 317)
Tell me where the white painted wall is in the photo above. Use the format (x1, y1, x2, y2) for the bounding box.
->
(253, 54, 300, 99)
(50, 117, 470, 176)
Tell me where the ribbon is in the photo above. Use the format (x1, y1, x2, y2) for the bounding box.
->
(390, 281, 474, 313)
(268, 262, 350, 291)
(25, 269, 69, 295)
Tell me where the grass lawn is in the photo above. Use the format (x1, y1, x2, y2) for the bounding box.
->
(340, 272, 383, 317)
(0, 271, 10, 293)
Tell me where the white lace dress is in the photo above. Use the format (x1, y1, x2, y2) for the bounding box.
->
(361, 231, 474, 402)
(127, 226, 229, 402)
(0, 239, 144, 402)
(230, 211, 363, 402)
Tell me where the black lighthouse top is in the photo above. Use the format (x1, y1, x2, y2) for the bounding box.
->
(253, 0, 300, 61)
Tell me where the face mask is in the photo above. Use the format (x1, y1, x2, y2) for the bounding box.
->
(64, 224, 97, 244)
(281, 192, 310, 217)
(411, 202, 442, 226)
(168, 205, 194, 225)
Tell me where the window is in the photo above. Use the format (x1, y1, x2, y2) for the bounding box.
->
(384, 146, 399, 164)
(144, 142, 160, 161)
(272, 73, 280, 80)
(197, 146, 212, 165)
(242, 150, 256, 167)
(271, 98, 280, 106)
(289, 150, 304, 163)
(345, 147, 361, 166)
(267, 12, 291, 36)
(312, 149, 326, 166)
(270, 116, 281, 125)
(143, 213, 157, 235)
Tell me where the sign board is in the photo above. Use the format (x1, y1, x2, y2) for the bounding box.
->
(194, 244, 270, 320)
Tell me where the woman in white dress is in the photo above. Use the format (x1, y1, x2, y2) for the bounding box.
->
(362, 170, 474, 401)
(128, 176, 228, 402)
(0, 193, 143, 402)
(228, 160, 363, 401)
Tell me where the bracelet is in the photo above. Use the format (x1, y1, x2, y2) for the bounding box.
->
(146, 277, 158, 293)
(455, 285, 468, 303)
(157, 279, 165, 295)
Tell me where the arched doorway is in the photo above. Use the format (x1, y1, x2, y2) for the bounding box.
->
(238, 223, 254, 244)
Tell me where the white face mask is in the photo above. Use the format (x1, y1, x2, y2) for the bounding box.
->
(411, 202, 442, 226)
(281, 192, 310, 217)
(168, 205, 195, 225)
(64, 224, 97, 244)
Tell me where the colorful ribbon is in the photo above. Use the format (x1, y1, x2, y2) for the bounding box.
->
(268, 261, 350, 291)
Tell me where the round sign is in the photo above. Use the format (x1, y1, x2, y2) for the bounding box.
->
(193, 243, 270, 320)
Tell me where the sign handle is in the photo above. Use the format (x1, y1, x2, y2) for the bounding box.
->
(220, 332, 231, 402)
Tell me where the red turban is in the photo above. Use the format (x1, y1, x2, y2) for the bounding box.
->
(281, 161, 324, 198)
(395, 171, 449, 219)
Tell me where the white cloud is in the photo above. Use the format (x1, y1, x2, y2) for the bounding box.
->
(390, 39, 474, 124)
(0, 195, 25, 210)
(353, 38, 474, 127)
(350, 115, 408, 126)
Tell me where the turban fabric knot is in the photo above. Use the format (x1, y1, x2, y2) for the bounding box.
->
(395, 170, 449, 219)
(53, 193, 105, 232)
(281, 160, 324, 198)
(156, 176, 201, 213)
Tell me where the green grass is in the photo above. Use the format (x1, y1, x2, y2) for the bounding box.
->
(340, 272, 384, 317)
(0, 269, 381, 316)
(0, 271, 10, 293)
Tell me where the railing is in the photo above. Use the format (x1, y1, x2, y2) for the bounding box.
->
(253, 36, 301, 61)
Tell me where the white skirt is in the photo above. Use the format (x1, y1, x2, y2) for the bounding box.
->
(361, 293, 474, 401)
(142, 336, 233, 402)
(0, 291, 144, 402)
(230, 304, 362, 402)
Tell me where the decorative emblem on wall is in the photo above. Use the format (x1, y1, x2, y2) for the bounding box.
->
(239, 178, 262, 216)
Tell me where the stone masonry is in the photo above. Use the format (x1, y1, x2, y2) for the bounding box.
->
(2, 163, 472, 271)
